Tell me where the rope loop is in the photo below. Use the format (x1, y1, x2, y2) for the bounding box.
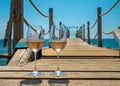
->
(29, 0, 49, 18)
(90, 19, 98, 29)
(102, 31, 114, 35)
(100, 0, 120, 16)
(92, 32, 98, 41)
(24, 18, 50, 35)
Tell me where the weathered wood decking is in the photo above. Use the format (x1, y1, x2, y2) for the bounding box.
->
(0, 38, 120, 86)
(43, 38, 119, 58)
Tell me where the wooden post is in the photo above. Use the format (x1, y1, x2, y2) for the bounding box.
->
(8, 28, 12, 55)
(59, 22, 62, 26)
(13, 0, 23, 51)
(49, 8, 53, 32)
(59, 22, 62, 31)
(3, 0, 14, 55)
(83, 24, 85, 41)
(76, 27, 78, 38)
(80, 26, 83, 39)
(49, 8, 53, 47)
(97, 7, 102, 47)
(59, 22, 62, 38)
(87, 21, 90, 44)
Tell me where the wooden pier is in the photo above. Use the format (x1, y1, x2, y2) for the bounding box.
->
(0, 38, 120, 86)
(43, 38, 119, 58)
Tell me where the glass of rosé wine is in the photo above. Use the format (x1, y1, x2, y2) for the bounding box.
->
(26, 25, 44, 76)
(49, 24, 67, 76)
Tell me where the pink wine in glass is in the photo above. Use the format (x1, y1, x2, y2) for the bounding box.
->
(27, 41, 44, 52)
(50, 41, 66, 53)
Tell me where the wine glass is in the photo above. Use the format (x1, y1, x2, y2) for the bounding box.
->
(49, 24, 67, 76)
(26, 25, 44, 76)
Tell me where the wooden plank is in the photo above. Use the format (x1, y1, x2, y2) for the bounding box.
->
(1, 80, 120, 86)
(0, 71, 120, 79)
(18, 48, 33, 66)
(1, 59, 120, 72)
(8, 48, 33, 66)
(24, 59, 120, 72)
(8, 49, 26, 66)
(42, 48, 119, 57)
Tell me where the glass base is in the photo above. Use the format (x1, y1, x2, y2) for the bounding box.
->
(27, 70, 44, 76)
(50, 70, 67, 77)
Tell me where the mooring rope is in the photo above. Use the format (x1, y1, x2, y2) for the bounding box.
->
(102, 30, 114, 35)
(24, 18, 50, 35)
(92, 32, 98, 41)
(103, 26, 120, 35)
(89, 0, 119, 29)
(23, 18, 37, 32)
(100, 0, 120, 16)
(90, 19, 98, 29)
(29, 0, 49, 18)
(85, 0, 120, 38)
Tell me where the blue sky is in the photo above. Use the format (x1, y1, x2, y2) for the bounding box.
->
(0, 0, 120, 39)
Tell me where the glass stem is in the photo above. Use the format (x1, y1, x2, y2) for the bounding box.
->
(57, 52, 60, 70)
(34, 52, 37, 71)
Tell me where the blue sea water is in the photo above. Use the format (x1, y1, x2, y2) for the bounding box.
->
(90, 39, 119, 49)
(0, 39, 8, 66)
(0, 39, 119, 66)
(0, 39, 49, 66)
